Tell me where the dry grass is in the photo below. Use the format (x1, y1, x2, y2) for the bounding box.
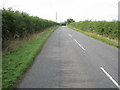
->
(3, 27, 52, 56)
(68, 26, 119, 48)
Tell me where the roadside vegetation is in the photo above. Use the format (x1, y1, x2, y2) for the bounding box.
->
(69, 20, 119, 48)
(3, 26, 58, 89)
(2, 8, 57, 42)
(2, 8, 58, 89)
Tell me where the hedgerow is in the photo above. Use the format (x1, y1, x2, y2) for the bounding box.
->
(70, 20, 118, 39)
(2, 9, 57, 41)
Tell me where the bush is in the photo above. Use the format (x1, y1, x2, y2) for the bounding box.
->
(2, 9, 57, 41)
(70, 20, 118, 39)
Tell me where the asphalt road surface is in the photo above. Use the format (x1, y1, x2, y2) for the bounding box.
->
(18, 26, 119, 88)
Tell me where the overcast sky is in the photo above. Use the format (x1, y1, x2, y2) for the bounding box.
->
(0, 0, 119, 22)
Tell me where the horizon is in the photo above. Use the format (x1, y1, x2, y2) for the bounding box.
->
(0, 0, 119, 22)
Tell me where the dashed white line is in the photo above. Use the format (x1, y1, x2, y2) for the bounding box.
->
(67, 33, 86, 51)
(100, 67, 120, 89)
(68, 34, 72, 38)
(74, 39, 86, 51)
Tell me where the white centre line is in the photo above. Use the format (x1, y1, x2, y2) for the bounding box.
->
(100, 67, 120, 89)
(68, 33, 72, 38)
(74, 39, 86, 51)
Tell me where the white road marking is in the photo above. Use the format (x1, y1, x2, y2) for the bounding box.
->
(74, 39, 86, 51)
(100, 67, 120, 89)
(68, 34, 72, 38)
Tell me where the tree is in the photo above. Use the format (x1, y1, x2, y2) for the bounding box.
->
(66, 18, 75, 24)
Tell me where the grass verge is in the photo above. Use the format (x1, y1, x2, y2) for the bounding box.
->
(2, 26, 59, 89)
(68, 26, 119, 48)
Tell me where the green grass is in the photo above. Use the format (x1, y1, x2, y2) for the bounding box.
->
(68, 26, 119, 48)
(2, 26, 59, 89)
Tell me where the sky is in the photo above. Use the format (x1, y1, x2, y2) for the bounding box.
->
(0, 0, 119, 22)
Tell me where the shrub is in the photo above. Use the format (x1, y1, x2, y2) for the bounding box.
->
(70, 20, 118, 39)
(2, 9, 57, 41)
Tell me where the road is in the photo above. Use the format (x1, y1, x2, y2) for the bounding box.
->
(18, 26, 119, 88)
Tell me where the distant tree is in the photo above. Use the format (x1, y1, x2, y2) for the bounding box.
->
(66, 18, 75, 24)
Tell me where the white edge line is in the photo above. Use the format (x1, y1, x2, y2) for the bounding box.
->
(100, 67, 120, 89)
(74, 39, 86, 51)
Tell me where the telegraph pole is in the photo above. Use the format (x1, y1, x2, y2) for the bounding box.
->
(56, 12, 57, 22)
